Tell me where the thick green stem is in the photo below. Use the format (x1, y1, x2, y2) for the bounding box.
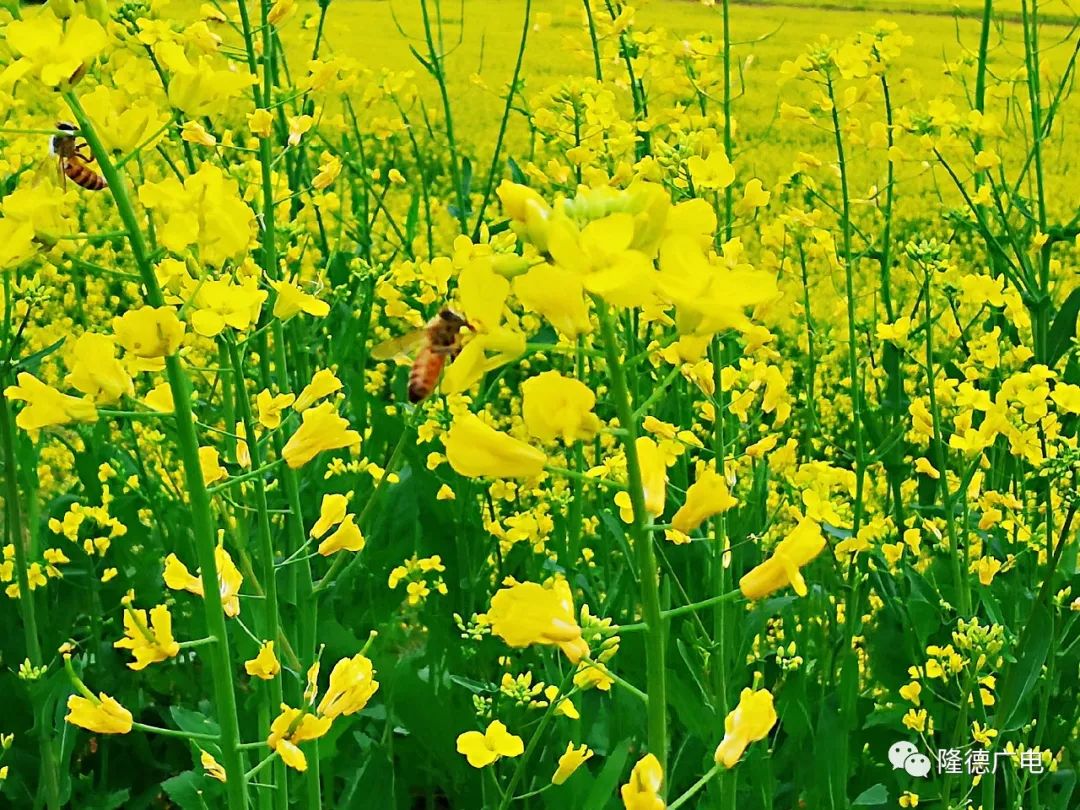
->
(595, 299, 668, 778)
(64, 91, 248, 810)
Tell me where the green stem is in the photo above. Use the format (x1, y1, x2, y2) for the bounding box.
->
(64, 90, 248, 810)
(595, 298, 668, 777)
(0, 387, 60, 810)
(494, 671, 575, 810)
(619, 589, 742, 632)
(669, 763, 723, 810)
(227, 336, 288, 810)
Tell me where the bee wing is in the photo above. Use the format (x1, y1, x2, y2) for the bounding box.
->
(370, 329, 427, 361)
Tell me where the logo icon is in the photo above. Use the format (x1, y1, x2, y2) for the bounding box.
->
(888, 741, 931, 778)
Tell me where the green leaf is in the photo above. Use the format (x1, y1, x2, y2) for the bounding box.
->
(12, 336, 66, 373)
(1048, 285, 1080, 366)
(405, 190, 420, 244)
(161, 771, 209, 810)
(853, 784, 889, 805)
(169, 706, 221, 738)
(582, 737, 631, 810)
(996, 603, 1052, 730)
(508, 156, 527, 185)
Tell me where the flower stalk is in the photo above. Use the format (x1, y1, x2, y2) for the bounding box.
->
(63, 90, 249, 810)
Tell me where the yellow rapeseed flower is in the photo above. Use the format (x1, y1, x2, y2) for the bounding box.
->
(245, 641, 281, 680)
(163, 546, 244, 617)
(620, 753, 664, 810)
(740, 517, 826, 600)
(552, 742, 593, 785)
(486, 579, 589, 663)
(4, 372, 97, 434)
(456, 720, 524, 768)
(317, 514, 365, 556)
(444, 413, 547, 479)
(671, 465, 737, 534)
(113, 306, 185, 360)
(65, 333, 134, 405)
(282, 402, 361, 469)
(65, 692, 132, 735)
(316, 654, 380, 719)
(714, 687, 778, 768)
(267, 705, 332, 772)
(113, 604, 181, 670)
(521, 371, 601, 444)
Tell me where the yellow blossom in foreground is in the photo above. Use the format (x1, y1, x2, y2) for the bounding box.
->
(486, 579, 588, 663)
(316, 654, 380, 719)
(113, 604, 181, 670)
(740, 517, 826, 600)
(311, 493, 349, 538)
(733, 178, 771, 215)
(552, 742, 593, 785)
(144, 383, 175, 413)
(65, 692, 132, 735)
(65, 333, 133, 405)
(0, 219, 36, 270)
(113, 306, 185, 359)
(256, 389, 296, 429)
(164, 546, 244, 617)
(513, 263, 592, 338)
(189, 277, 267, 337)
(248, 108, 273, 137)
(312, 155, 342, 189)
(293, 369, 343, 411)
(1, 13, 106, 88)
(317, 514, 365, 556)
(671, 466, 737, 533)
(498, 180, 553, 252)
(636, 437, 667, 518)
(271, 279, 330, 320)
(522, 371, 601, 444)
(544, 685, 580, 719)
(287, 114, 314, 146)
(621, 753, 665, 810)
(456, 720, 524, 768)
(267, 705, 332, 772)
(267, 0, 296, 26)
(974, 556, 1003, 586)
(4, 373, 97, 433)
(714, 688, 778, 768)
(245, 641, 281, 680)
(200, 749, 226, 782)
(138, 165, 255, 267)
(282, 403, 361, 469)
(199, 446, 227, 487)
(445, 413, 547, 479)
(687, 150, 735, 190)
(181, 121, 217, 146)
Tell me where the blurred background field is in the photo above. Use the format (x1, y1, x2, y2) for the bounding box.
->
(163, 0, 1077, 214)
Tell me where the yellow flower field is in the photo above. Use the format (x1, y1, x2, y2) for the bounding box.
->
(0, 0, 1077, 808)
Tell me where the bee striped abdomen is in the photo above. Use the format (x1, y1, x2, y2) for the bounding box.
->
(65, 158, 106, 191)
(408, 346, 447, 402)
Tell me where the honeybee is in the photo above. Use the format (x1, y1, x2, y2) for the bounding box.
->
(371, 309, 473, 402)
(50, 122, 106, 191)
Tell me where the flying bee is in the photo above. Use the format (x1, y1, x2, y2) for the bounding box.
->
(370, 309, 473, 402)
(50, 122, 106, 192)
